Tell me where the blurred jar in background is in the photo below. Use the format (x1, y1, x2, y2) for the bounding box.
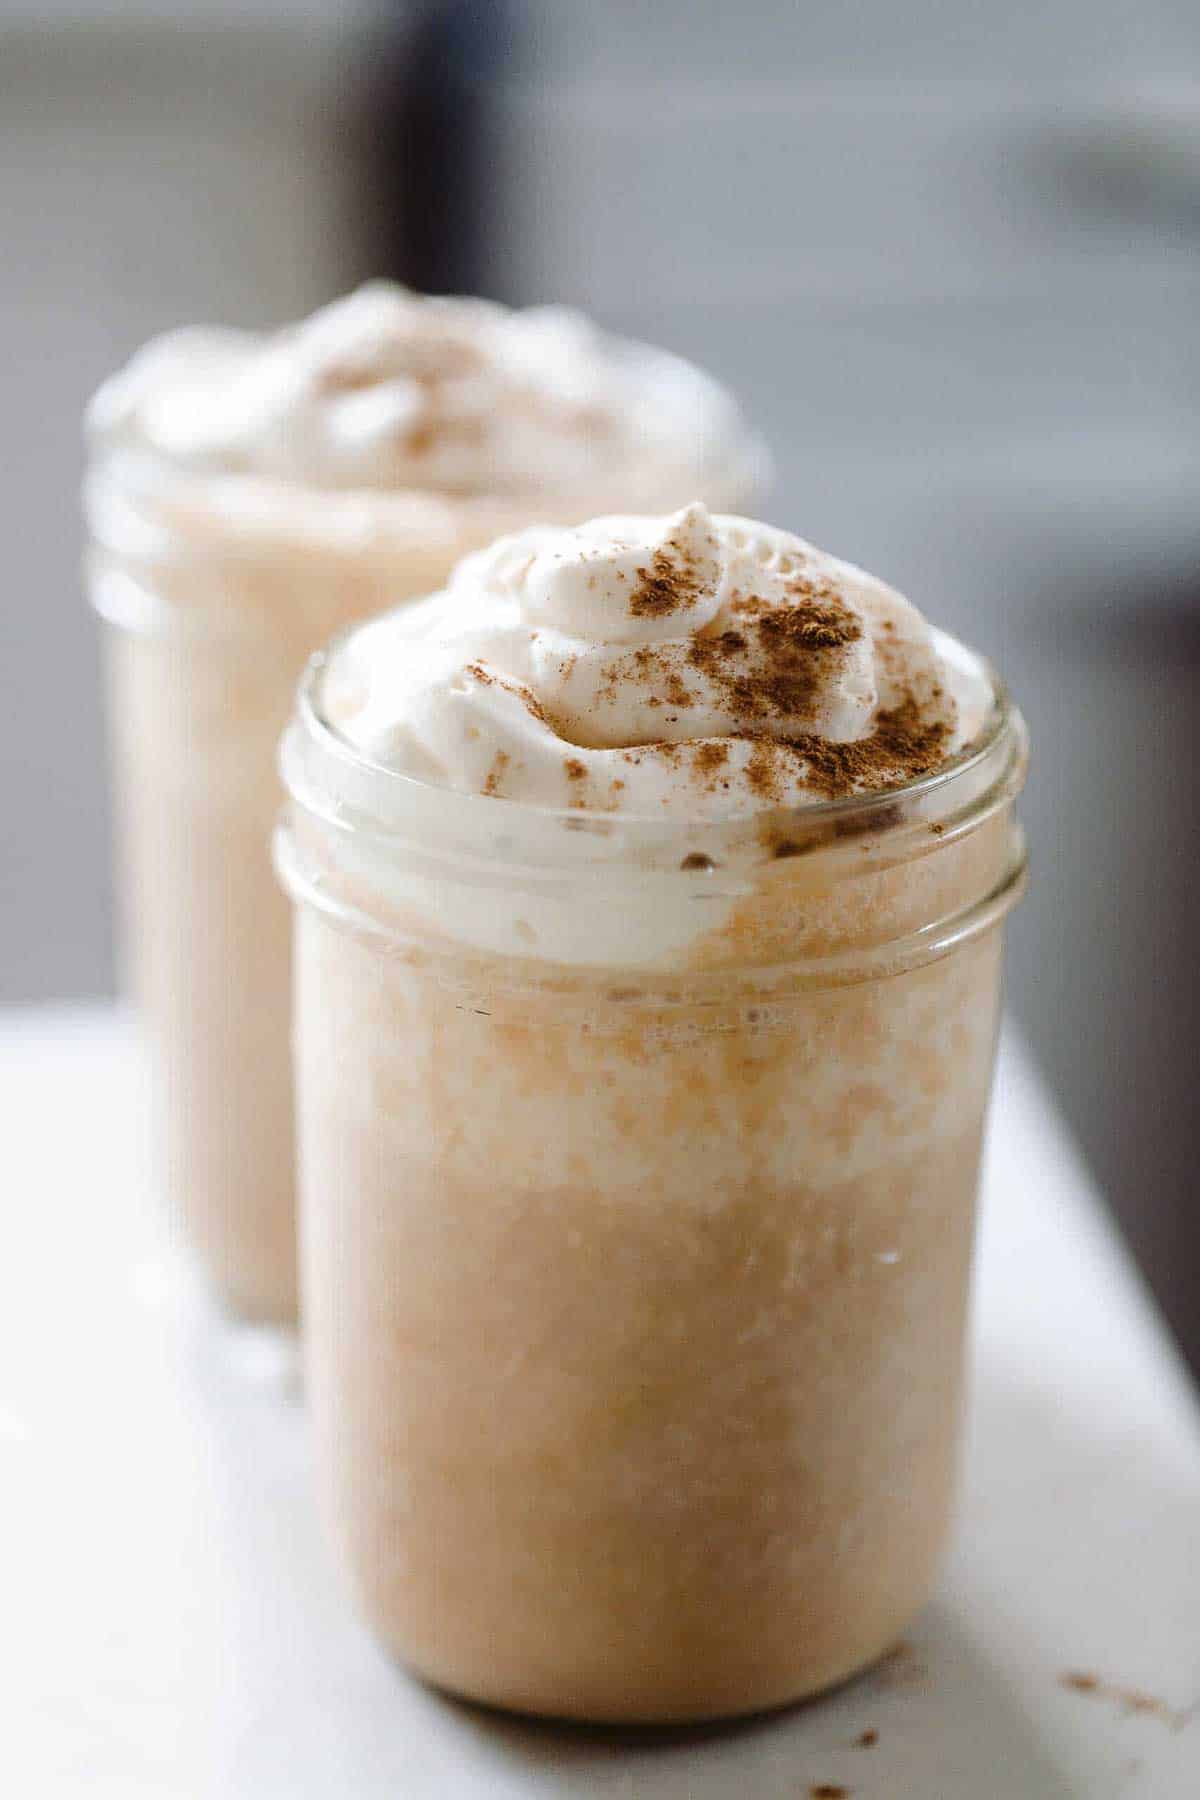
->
(84, 285, 763, 1322)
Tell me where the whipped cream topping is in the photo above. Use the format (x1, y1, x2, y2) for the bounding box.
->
(327, 506, 983, 819)
(88, 283, 757, 510)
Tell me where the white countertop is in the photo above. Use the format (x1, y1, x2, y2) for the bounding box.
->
(2, 1006, 1198, 1798)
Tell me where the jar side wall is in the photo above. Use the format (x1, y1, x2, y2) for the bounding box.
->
(102, 620, 299, 1320)
(88, 464, 500, 1321)
(278, 788, 1025, 991)
(294, 897, 1006, 1719)
(86, 463, 462, 648)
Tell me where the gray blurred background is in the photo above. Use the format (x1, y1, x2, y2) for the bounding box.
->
(3, 0, 1198, 1369)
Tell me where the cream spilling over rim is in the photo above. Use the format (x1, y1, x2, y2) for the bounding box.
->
(87, 283, 761, 514)
(325, 504, 989, 820)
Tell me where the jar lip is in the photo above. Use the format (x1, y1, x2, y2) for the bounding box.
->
(284, 625, 1027, 875)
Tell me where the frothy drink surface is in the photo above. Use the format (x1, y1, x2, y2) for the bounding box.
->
(280, 506, 1027, 1718)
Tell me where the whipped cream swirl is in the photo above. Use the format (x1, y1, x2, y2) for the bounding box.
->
(88, 283, 758, 510)
(328, 506, 980, 818)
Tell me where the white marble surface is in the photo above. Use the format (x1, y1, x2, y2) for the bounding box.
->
(2, 1006, 1198, 1798)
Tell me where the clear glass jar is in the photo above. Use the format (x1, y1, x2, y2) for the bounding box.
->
(86, 453, 470, 1320)
(276, 626, 1028, 1721)
(86, 435, 758, 1323)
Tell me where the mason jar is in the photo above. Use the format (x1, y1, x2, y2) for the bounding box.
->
(276, 622, 1028, 1721)
(86, 408, 758, 1322)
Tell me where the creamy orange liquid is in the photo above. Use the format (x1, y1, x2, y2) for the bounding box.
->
(291, 812, 1013, 1719)
(99, 527, 464, 1321)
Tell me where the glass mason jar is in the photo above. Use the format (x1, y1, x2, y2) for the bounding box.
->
(86, 438, 756, 1323)
(276, 626, 1028, 1722)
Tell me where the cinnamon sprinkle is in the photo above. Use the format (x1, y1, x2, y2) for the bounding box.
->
(404, 420, 437, 457)
(685, 582, 861, 729)
(662, 669, 693, 710)
(780, 699, 949, 799)
(482, 750, 510, 797)
(611, 696, 946, 804)
(734, 578, 862, 648)
(465, 660, 551, 729)
(1059, 1671, 1195, 1730)
(692, 741, 730, 780)
(466, 553, 953, 808)
(627, 529, 714, 620)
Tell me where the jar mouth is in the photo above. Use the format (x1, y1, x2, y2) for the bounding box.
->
(282, 626, 1028, 879)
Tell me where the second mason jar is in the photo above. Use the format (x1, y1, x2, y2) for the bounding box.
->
(85, 289, 760, 1321)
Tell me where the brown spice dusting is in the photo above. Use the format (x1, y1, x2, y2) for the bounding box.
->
(402, 420, 437, 457)
(686, 587, 861, 728)
(810, 1786, 850, 1798)
(692, 741, 730, 780)
(465, 554, 952, 812)
(624, 739, 683, 769)
(776, 699, 950, 801)
(466, 661, 551, 729)
(627, 531, 714, 620)
(741, 577, 863, 645)
(663, 669, 694, 710)
(512, 682, 551, 728)
(745, 738, 786, 803)
(855, 1729, 878, 1748)
(1059, 1672, 1194, 1730)
(482, 750, 510, 797)
(1124, 1693, 1168, 1718)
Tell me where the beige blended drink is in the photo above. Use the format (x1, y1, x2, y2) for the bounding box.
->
(277, 505, 1027, 1721)
(85, 287, 759, 1321)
